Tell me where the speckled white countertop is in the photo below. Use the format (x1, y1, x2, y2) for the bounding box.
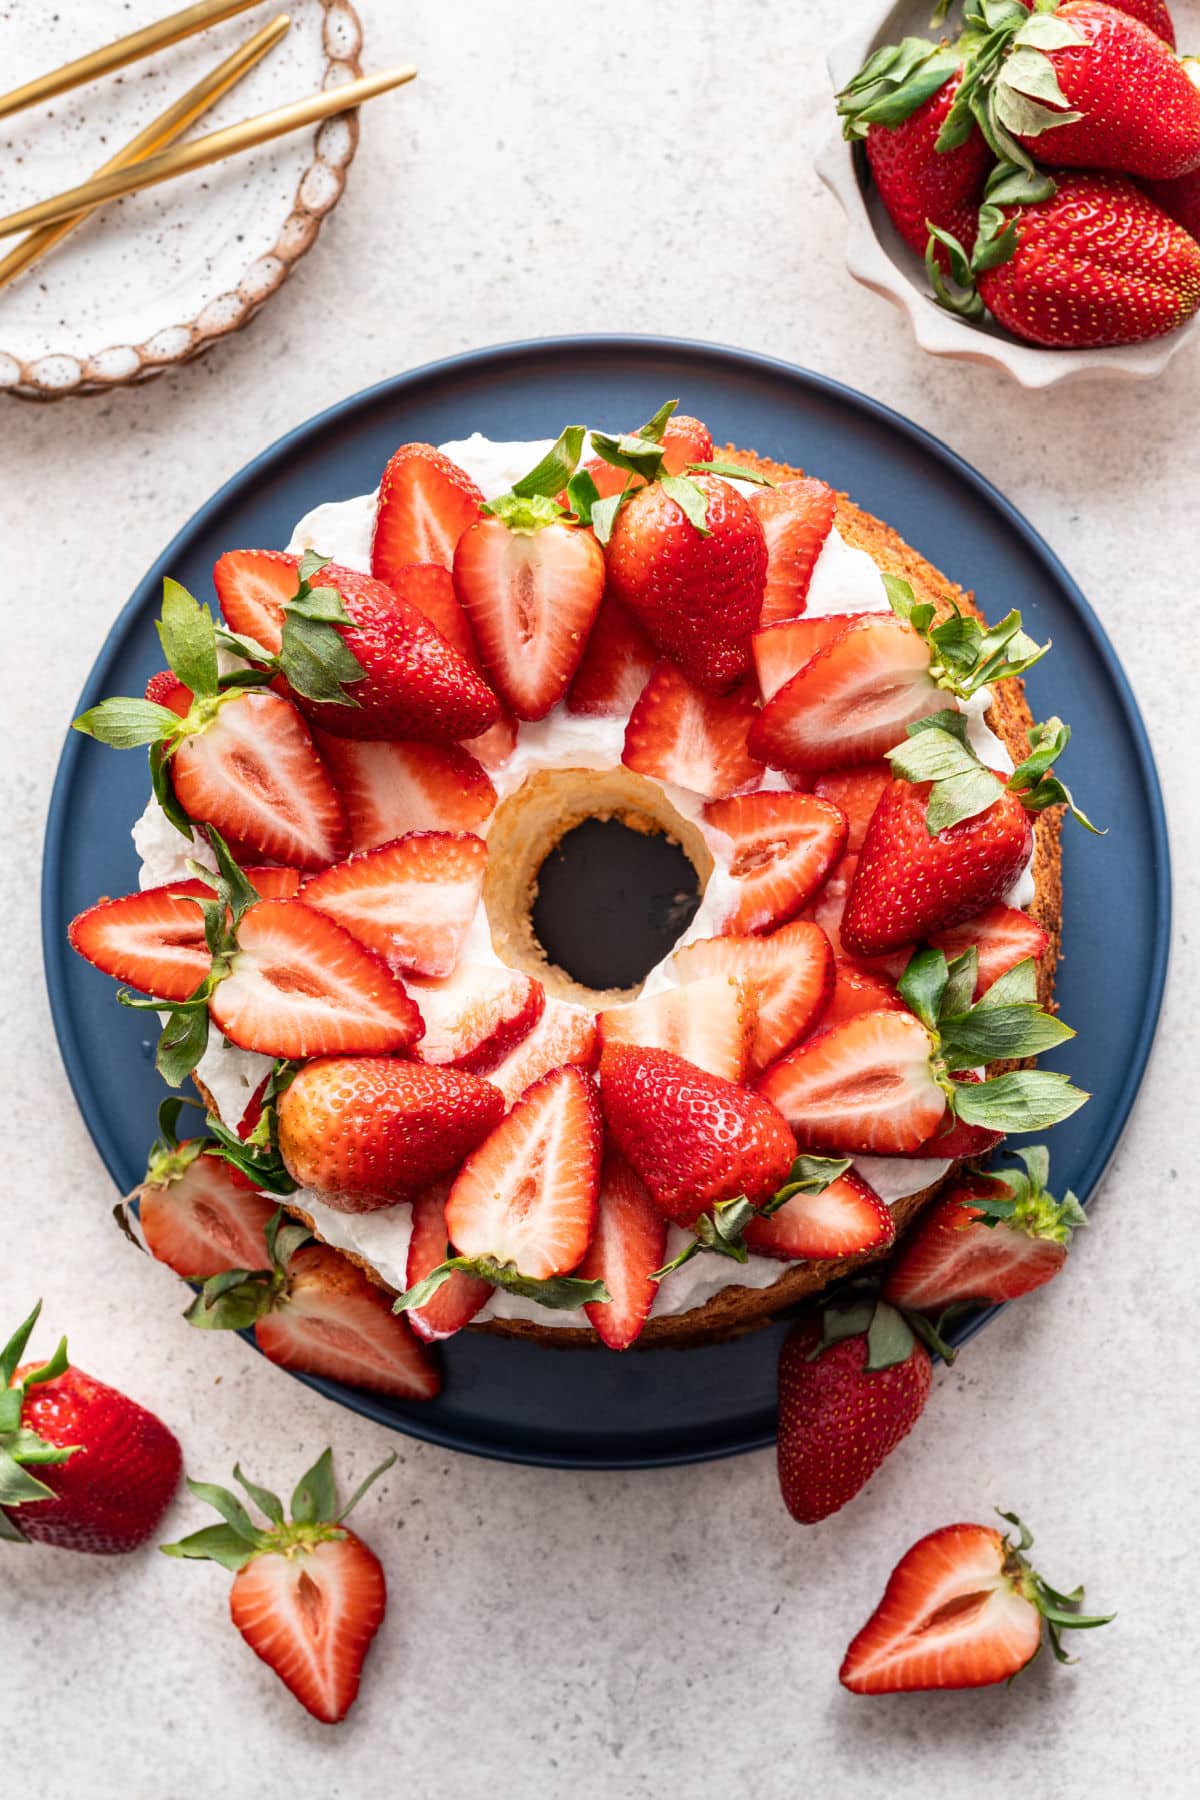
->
(2, 3, 1198, 1794)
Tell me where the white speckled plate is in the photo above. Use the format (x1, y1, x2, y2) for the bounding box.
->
(0, 0, 363, 399)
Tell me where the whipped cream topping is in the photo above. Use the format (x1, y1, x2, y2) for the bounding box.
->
(132, 429, 1043, 1330)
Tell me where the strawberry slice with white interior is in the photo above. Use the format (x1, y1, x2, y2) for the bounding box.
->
(815, 960, 905, 1032)
(410, 962, 545, 1071)
(577, 1152, 667, 1350)
(255, 1242, 440, 1400)
(446, 1066, 603, 1278)
(622, 663, 764, 799)
(670, 920, 835, 1075)
(301, 831, 486, 980)
(404, 1181, 493, 1341)
(387, 562, 480, 666)
(801, 852, 909, 979)
(371, 443, 485, 575)
(748, 477, 837, 625)
(812, 764, 892, 853)
(747, 614, 943, 773)
(209, 898, 424, 1059)
(752, 613, 871, 702)
(171, 689, 349, 871)
(566, 593, 658, 718)
(314, 733, 496, 852)
(931, 905, 1049, 997)
(484, 999, 600, 1108)
(139, 1152, 279, 1279)
(745, 1167, 895, 1261)
(704, 790, 848, 934)
(756, 1008, 946, 1155)
(597, 973, 753, 1083)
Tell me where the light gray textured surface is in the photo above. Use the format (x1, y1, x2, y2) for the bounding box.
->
(2, 2, 1197, 1794)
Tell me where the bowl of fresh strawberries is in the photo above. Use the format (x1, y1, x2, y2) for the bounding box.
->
(816, 0, 1200, 384)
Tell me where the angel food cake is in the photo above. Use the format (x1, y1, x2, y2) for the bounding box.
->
(69, 401, 1088, 1370)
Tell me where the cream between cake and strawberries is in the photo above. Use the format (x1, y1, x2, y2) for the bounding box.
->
(130, 429, 1039, 1332)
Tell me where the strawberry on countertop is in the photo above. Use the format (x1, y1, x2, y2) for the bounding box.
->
(840, 1511, 1112, 1693)
(162, 1447, 395, 1723)
(371, 441, 485, 575)
(2, 1302, 181, 1553)
(453, 430, 606, 720)
(884, 1146, 1085, 1309)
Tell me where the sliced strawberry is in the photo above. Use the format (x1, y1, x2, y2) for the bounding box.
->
(372, 442, 485, 576)
(255, 1241, 440, 1400)
(313, 733, 496, 852)
(752, 614, 870, 702)
(228, 1527, 387, 1722)
(801, 853, 909, 979)
(746, 1168, 894, 1261)
(704, 790, 848, 934)
(404, 1181, 493, 1340)
(817, 960, 904, 1031)
(209, 899, 424, 1058)
(883, 1170, 1074, 1309)
(838, 1523, 1045, 1694)
(757, 1009, 946, 1154)
(69, 880, 216, 1001)
(139, 1151, 278, 1278)
(930, 905, 1050, 997)
(597, 973, 753, 1082)
(578, 1152, 667, 1350)
(622, 663, 763, 799)
(565, 593, 658, 717)
(907, 1072, 1003, 1159)
(410, 962, 545, 1071)
(387, 562, 480, 666)
(212, 546, 298, 648)
(464, 711, 519, 770)
(575, 413, 714, 500)
(671, 921, 835, 1075)
(747, 614, 942, 773)
(301, 832, 485, 980)
(171, 689, 349, 871)
(144, 669, 192, 715)
(453, 516, 605, 720)
(484, 999, 600, 1108)
(748, 477, 837, 625)
(812, 764, 891, 853)
(446, 1066, 603, 1278)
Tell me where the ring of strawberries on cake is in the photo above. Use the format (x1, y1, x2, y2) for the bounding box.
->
(66, 397, 1096, 1398)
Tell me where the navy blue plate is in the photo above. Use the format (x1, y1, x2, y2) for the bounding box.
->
(42, 336, 1170, 1469)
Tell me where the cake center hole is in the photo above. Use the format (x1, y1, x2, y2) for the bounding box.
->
(531, 817, 702, 993)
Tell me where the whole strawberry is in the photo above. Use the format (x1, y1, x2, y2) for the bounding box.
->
(163, 1448, 392, 1723)
(1140, 166, 1200, 240)
(777, 1300, 931, 1524)
(1022, 0, 1175, 43)
(2, 1302, 181, 1553)
(597, 1041, 796, 1225)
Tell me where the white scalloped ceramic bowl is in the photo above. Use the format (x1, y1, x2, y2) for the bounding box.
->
(0, 0, 363, 401)
(816, 0, 1200, 388)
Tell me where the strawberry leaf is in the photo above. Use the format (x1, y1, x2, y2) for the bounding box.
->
(1008, 719, 1103, 833)
(687, 459, 774, 486)
(837, 38, 959, 140)
(395, 1255, 608, 1314)
(159, 1522, 259, 1572)
(155, 999, 211, 1089)
(275, 553, 365, 708)
(565, 467, 601, 526)
(761, 1154, 854, 1215)
(291, 1448, 338, 1524)
(508, 426, 586, 501)
(864, 1300, 916, 1372)
(899, 946, 950, 1033)
(659, 473, 711, 536)
(73, 697, 184, 749)
(926, 223, 986, 320)
(157, 579, 219, 698)
(589, 486, 631, 547)
(334, 1452, 397, 1523)
(149, 738, 193, 839)
(951, 1069, 1089, 1131)
(232, 1464, 285, 1526)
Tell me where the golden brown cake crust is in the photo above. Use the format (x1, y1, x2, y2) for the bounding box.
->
(264, 445, 1063, 1350)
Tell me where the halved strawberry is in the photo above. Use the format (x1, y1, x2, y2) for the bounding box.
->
(752, 613, 870, 702)
(703, 790, 848, 934)
(931, 905, 1050, 997)
(144, 669, 192, 715)
(599, 1042, 797, 1227)
(577, 1152, 667, 1350)
(907, 1072, 1003, 1160)
(565, 594, 658, 717)
(171, 689, 349, 871)
(446, 1066, 603, 1278)
(410, 962, 545, 1071)
(596, 973, 753, 1082)
(254, 1242, 441, 1400)
(757, 1009, 946, 1154)
(301, 832, 486, 980)
(746, 1168, 894, 1261)
(622, 663, 763, 799)
(747, 614, 942, 773)
(748, 477, 837, 625)
(453, 516, 605, 719)
(208, 899, 424, 1058)
(670, 921, 835, 1075)
(812, 764, 891, 853)
(404, 1181, 493, 1340)
(371, 443, 485, 576)
(484, 999, 600, 1108)
(575, 413, 714, 500)
(211, 546, 299, 647)
(817, 960, 904, 1031)
(139, 1151, 278, 1278)
(313, 733, 496, 852)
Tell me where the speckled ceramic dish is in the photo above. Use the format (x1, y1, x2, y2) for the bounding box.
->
(0, 0, 362, 400)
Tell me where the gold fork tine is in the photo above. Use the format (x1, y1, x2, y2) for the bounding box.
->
(0, 12, 291, 292)
(0, 66, 418, 242)
(0, 0, 268, 122)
